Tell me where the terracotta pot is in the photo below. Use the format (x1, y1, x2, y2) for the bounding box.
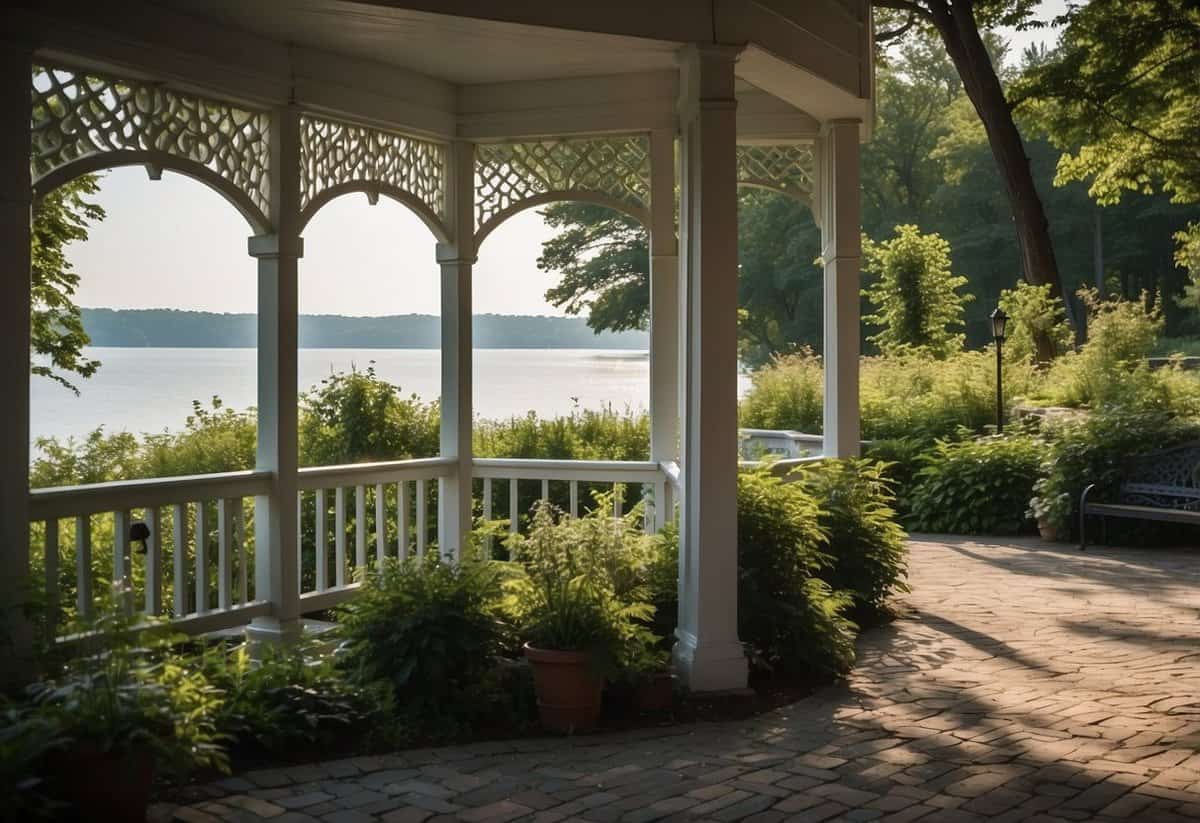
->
(524, 643, 603, 733)
(632, 672, 676, 712)
(1037, 516, 1059, 542)
(50, 744, 154, 822)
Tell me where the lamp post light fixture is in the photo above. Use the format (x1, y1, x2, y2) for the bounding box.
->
(990, 306, 1008, 434)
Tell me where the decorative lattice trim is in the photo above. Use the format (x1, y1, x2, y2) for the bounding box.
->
(31, 64, 271, 218)
(736, 144, 815, 203)
(299, 115, 446, 221)
(475, 136, 651, 231)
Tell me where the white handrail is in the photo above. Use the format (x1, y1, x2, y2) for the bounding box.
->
(30, 470, 272, 520)
(297, 456, 453, 490)
(472, 457, 660, 482)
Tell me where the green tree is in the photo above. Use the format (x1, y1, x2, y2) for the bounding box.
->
(31, 174, 105, 392)
(863, 224, 971, 357)
(997, 281, 1071, 362)
(875, 0, 1073, 348)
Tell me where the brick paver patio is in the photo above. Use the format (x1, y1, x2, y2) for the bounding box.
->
(159, 536, 1200, 822)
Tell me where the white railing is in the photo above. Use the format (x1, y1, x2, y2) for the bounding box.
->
(295, 457, 453, 612)
(30, 470, 273, 637)
(29, 456, 679, 639)
(472, 458, 670, 538)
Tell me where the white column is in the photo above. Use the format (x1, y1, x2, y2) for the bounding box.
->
(820, 120, 862, 458)
(0, 43, 33, 684)
(247, 106, 303, 646)
(673, 44, 748, 693)
(648, 127, 679, 530)
(437, 141, 475, 560)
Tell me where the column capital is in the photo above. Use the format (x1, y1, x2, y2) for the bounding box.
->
(247, 233, 304, 260)
(677, 43, 742, 118)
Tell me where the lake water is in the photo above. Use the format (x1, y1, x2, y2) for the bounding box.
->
(31, 347, 755, 444)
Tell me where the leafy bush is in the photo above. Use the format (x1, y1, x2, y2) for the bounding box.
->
(862, 224, 971, 359)
(793, 460, 909, 616)
(0, 704, 67, 821)
(28, 599, 227, 778)
(736, 469, 856, 677)
(199, 641, 388, 758)
(1031, 407, 1200, 534)
(503, 501, 659, 678)
(335, 555, 505, 734)
(738, 351, 824, 433)
(999, 281, 1073, 363)
(863, 436, 928, 511)
(907, 434, 1043, 535)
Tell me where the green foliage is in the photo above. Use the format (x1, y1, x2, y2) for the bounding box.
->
(503, 501, 658, 678)
(334, 555, 505, 735)
(31, 174, 105, 393)
(792, 460, 909, 615)
(1025, 0, 1200, 207)
(736, 469, 856, 677)
(738, 351, 824, 433)
(0, 704, 68, 821)
(863, 225, 972, 358)
(475, 407, 648, 462)
(141, 399, 256, 477)
(999, 282, 1073, 363)
(28, 597, 227, 778)
(1040, 291, 1200, 410)
(199, 641, 388, 757)
(1176, 223, 1200, 312)
(907, 434, 1044, 535)
(1030, 407, 1200, 533)
(300, 365, 440, 466)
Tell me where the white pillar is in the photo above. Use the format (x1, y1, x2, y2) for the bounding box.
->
(648, 127, 679, 530)
(820, 120, 862, 458)
(437, 141, 475, 560)
(247, 106, 303, 646)
(0, 43, 33, 683)
(673, 44, 748, 692)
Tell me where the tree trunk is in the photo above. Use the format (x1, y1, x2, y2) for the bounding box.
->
(929, 1, 1073, 362)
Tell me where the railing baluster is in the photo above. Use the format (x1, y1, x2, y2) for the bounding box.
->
(482, 477, 493, 557)
(509, 478, 519, 534)
(651, 479, 667, 534)
(44, 519, 59, 634)
(316, 489, 328, 592)
(297, 491, 304, 594)
(613, 485, 623, 518)
(236, 500, 248, 604)
(195, 500, 208, 614)
(570, 480, 579, 518)
(541, 478, 549, 503)
(374, 483, 385, 565)
(145, 506, 162, 615)
(355, 484, 367, 572)
(173, 503, 186, 616)
(75, 514, 92, 620)
(114, 509, 131, 612)
(335, 486, 347, 587)
(416, 478, 427, 557)
(398, 481, 410, 561)
(217, 498, 233, 610)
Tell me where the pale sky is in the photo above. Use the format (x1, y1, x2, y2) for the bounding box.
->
(67, 3, 1070, 316)
(70, 168, 565, 317)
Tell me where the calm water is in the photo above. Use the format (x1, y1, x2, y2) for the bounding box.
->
(31, 347, 751, 445)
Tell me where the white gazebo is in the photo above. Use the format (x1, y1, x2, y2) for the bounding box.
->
(0, 0, 873, 691)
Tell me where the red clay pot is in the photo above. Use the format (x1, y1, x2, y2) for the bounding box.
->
(524, 643, 603, 733)
(50, 744, 154, 822)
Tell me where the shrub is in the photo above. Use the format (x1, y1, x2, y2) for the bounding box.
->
(738, 351, 824, 433)
(1031, 407, 1200, 535)
(999, 281, 1073, 363)
(503, 501, 659, 678)
(907, 433, 1044, 535)
(862, 225, 971, 359)
(199, 641, 388, 758)
(863, 436, 928, 511)
(793, 460, 909, 616)
(334, 555, 505, 735)
(736, 469, 856, 677)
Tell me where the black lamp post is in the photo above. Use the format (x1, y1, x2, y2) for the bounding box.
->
(990, 307, 1008, 433)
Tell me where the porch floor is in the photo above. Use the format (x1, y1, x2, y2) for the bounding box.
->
(158, 536, 1200, 822)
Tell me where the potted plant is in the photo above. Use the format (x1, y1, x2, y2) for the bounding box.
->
(32, 595, 226, 821)
(504, 503, 657, 733)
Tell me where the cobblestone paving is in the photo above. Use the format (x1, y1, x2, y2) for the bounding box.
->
(159, 536, 1200, 822)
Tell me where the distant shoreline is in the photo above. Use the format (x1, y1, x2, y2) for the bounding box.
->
(82, 308, 649, 350)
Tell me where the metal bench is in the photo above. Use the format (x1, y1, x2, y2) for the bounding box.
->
(1079, 441, 1200, 549)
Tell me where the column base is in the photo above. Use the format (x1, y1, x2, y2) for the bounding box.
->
(245, 616, 303, 658)
(672, 631, 748, 692)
